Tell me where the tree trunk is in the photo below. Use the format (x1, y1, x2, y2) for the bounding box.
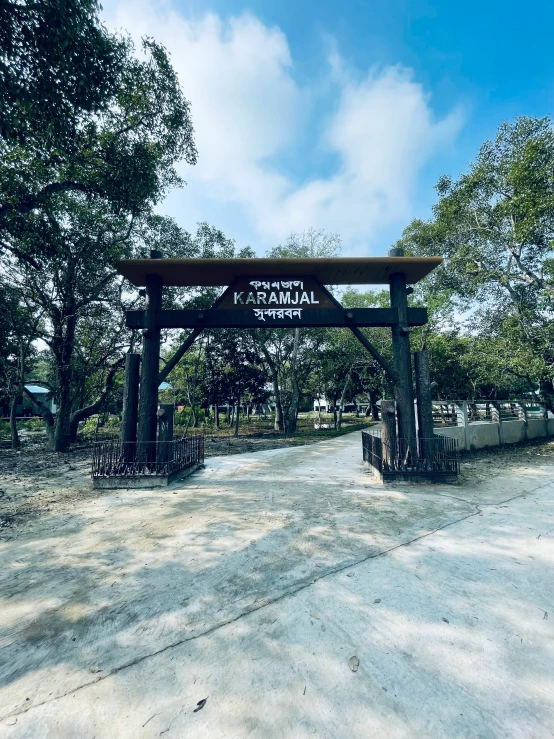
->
(69, 357, 124, 443)
(540, 377, 554, 415)
(10, 392, 21, 449)
(254, 333, 283, 431)
(337, 369, 352, 430)
(214, 401, 219, 430)
(286, 328, 301, 434)
(52, 303, 77, 452)
(369, 388, 380, 420)
(332, 398, 338, 429)
(234, 396, 240, 438)
(23, 386, 55, 448)
(10, 342, 25, 449)
(54, 383, 72, 451)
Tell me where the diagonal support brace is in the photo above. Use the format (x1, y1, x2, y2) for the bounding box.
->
(349, 326, 397, 382)
(158, 327, 203, 385)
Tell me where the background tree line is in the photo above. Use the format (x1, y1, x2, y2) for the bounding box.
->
(1, 1, 552, 450)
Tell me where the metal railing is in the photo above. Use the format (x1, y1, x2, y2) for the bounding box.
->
(362, 429, 459, 478)
(431, 400, 549, 427)
(92, 436, 204, 479)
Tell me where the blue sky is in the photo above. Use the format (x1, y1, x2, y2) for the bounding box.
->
(105, 0, 554, 256)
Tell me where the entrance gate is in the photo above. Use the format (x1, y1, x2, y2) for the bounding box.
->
(92, 249, 456, 487)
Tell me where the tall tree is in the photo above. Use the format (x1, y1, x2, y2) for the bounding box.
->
(397, 116, 554, 409)
(1, 0, 126, 147)
(1, 31, 197, 256)
(254, 229, 342, 433)
(1, 18, 199, 450)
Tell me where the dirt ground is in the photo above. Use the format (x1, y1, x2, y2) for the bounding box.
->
(0, 429, 366, 535)
(1, 434, 553, 538)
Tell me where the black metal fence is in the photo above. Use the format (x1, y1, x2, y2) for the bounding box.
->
(362, 429, 459, 478)
(92, 436, 204, 479)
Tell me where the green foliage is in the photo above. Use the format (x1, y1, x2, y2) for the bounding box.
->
(1, 32, 197, 250)
(397, 116, 554, 407)
(0, 0, 126, 148)
(1, 9, 199, 449)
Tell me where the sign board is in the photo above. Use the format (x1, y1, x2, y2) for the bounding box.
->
(215, 276, 335, 322)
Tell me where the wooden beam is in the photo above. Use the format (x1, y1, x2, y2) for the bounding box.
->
(389, 271, 417, 457)
(349, 326, 397, 382)
(120, 353, 140, 461)
(158, 328, 203, 385)
(127, 307, 428, 330)
(137, 273, 162, 457)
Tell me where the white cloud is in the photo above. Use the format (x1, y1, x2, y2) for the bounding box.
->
(105, 1, 463, 254)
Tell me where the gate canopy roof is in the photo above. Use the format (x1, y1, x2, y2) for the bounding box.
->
(117, 256, 442, 287)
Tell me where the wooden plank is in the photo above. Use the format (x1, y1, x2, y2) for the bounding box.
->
(117, 256, 443, 287)
(126, 307, 427, 329)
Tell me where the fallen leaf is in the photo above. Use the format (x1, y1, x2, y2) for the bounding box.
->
(348, 656, 360, 672)
(193, 698, 208, 713)
(442, 617, 450, 624)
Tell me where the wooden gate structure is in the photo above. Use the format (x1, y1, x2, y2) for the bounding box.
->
(96, 248, 452, 486)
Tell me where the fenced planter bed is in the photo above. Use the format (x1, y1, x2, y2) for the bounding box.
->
(362, 429, 459, 484)
(92, 436, 204, 488)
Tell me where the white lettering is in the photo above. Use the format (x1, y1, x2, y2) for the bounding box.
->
(268, 292, 278, 304)
(310, 291, 319, 304)
(299, 291, 310, 304)
(257, 292, 267, 304)
(245, 292, 256, 304)
(252, 308, 303, 320)
(291, 293, 299, 305)
(234, 292, 244, 304)
(279, 292, 291, 304)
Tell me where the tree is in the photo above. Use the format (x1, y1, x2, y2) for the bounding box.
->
(253, 229, 342, 433)
(397, 116, 554, 409)
(1, 33, 197, 258)
(0, 283, 42, 447)
(0, 0, 126, 148)
(2, 22, 200, 451)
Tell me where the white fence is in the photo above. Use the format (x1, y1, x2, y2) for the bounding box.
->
(431, 401, 554, 451)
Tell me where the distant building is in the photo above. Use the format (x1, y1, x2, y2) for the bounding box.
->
(1, 385, 57, 418)
(313, 396, 369, 413)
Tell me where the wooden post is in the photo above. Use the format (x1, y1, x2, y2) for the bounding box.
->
(490, 401, 503, 444)
(381, 400, 397, 470)
(138, 252, 163, 462)
(414, 350, 435, 461)
(388, 249, 417, 461)
(455, 401, 470, 451)
(157, 403, 174, 469)
(121, 353, 140, 462)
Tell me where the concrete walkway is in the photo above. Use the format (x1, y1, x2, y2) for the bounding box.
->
(0, 432, 553, 737)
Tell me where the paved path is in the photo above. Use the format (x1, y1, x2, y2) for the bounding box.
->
(1, 432, 553, 737)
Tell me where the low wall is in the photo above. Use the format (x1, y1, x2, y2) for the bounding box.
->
(435, 416, 554, 451)
(501, 420, 526, 445)
(434, 425, 466, 448)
